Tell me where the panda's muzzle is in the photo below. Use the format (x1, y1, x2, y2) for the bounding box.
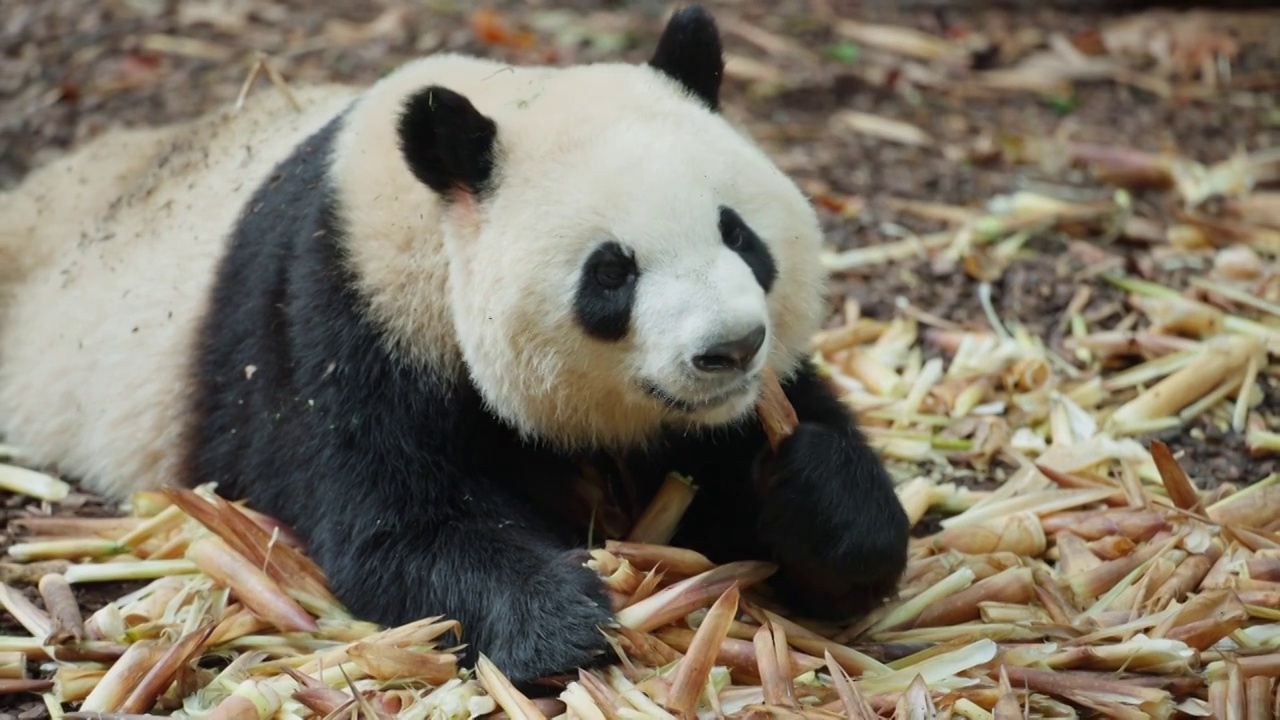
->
(691, 324, 767, 374)
(643, 376, 757, 414)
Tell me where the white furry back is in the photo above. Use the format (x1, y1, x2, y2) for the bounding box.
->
(0, 85, 357, 500)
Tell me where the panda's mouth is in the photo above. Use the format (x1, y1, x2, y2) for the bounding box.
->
(643, 377, 757, 414)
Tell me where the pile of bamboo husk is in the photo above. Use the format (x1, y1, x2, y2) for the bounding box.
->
(1, 426, 1278, 718)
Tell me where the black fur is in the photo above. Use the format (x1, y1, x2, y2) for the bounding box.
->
(573, 241, 638, 342)
(719, 206, 777, 293)
(184, 72, 907, 692)
(397, 85, 499, 197)
(187, 113, 615, 685)
(648, 5, 725, 111)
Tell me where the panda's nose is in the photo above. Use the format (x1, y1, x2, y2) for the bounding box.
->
(692, 325, 767, 373)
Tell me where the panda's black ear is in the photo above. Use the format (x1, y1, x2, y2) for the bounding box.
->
(397, 85, 498, 198)
(648, 5, 724, 112)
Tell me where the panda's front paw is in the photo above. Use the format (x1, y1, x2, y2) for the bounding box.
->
(482, 550, 615, 685)
(757, 423, 910, 621)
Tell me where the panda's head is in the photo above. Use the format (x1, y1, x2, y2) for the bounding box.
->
(355, 6, 827, 450)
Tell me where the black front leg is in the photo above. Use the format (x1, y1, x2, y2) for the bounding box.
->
(672, 360, 909, 621)
(299, 463, 616, 686)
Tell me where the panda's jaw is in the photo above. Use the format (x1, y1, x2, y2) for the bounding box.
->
(642, 373, 760, 419)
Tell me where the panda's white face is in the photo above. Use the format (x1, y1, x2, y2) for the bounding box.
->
(334, 8, 827, 451)
(440, 96, 826, 450)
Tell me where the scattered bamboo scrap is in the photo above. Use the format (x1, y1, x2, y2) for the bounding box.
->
(1, 451, 1278, 719)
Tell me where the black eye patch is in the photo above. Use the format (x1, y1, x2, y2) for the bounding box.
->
(574, 241, 637, 342)
(719, 206, 776, 293)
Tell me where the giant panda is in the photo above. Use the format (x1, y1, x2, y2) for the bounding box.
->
(0, 6, 909, 684)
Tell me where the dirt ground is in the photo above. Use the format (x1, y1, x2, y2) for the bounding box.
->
(1, 0, 1278, 716)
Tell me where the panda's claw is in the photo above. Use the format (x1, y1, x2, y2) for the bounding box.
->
(477, 551, 616, 685)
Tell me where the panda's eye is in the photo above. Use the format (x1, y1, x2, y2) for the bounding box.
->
(583, 241, 636, 291)
(594, 259, 634, 289)
(725, 229, 744, 251)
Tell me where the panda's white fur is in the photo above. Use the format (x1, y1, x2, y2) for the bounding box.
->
(0, 6, 908, 685)
(337, 53, 828, 453)
(0, 86, 358, 500)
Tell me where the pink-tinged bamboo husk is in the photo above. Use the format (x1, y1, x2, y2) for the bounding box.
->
(205, 678, 283, 720)
(118, 622, 215, 713)
(0, 582, 51, 639)
(1146, 552, 1216, 613)
(560, 681, 609, 720)
(206, 605, 271, 647)
(992, 665, 1024, 720)
(756, 365, 799, 454)
(165, 490, 343, 618)
(1238, 588, 1280, 607)
(1152, 589, 1249, 650)
(1039, 507, 1167, 541)
(185, 536, 317, 634)
(603, 541, 717, 579)
(1208, 480, 1280, 531)
(79, 639, 171, 712)
(823, 651, 878, 720)
(1055, 530, 1104, 578)
(0, 559, 71, 586)
(1108, 334, 1266, 431)
(346, 641, 458, 685)
(1065, 330, 1198, 360)
(813, 318, 887, 355)
(1032, 569, 1081, 626)
(931, 511, 1046, 556)
(1130, 295, 1225, 338)
(665, 585, 739, 716)
(573, 670, 624, 720)
(1247, 555, 1280, 582)
(1032, 463, 1129, 508)
(752, 621, 797, 708)
(894, 673, 938, 718)
(1203, 544, 1251, 589)
(614, 561, 774, 632)
(9, 516, 143, 539)
(1245, 675, 1274, 720)
(0, 652, 25, 681)
(1069, 534, 1177, 605)
(996, 666, 1173, 717)
(47, 642, 130, 664)
(1207, 654, 1280, 684)
(611, 625, 682, 669)
(52, 666, 105, 702)
(904, 566, 1036, 629)
(591, 552, 648, 599)
(1228, 527, 1280, 554)
(475, 655, 548, 720)
(653, 627, 824, 683)
(0, 678, 54, 695)
(623, 567, 664, 609)
(1086, 535, 1136, 560)
(1150, 439, 1204, 512)
(292, 686, 354, 716)
(38, 573, 84, 645)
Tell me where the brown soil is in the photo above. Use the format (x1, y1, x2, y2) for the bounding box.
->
(1, 0, 1277, 716)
